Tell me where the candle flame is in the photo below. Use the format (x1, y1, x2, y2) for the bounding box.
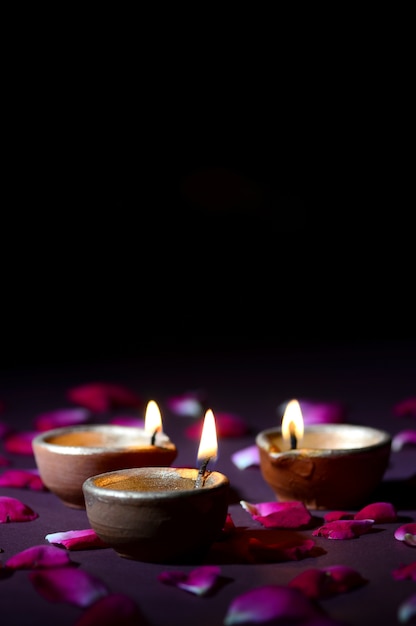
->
(281, 399, 304, 444)
(197, 409, 218, 462)
(144, 400, 162, 435)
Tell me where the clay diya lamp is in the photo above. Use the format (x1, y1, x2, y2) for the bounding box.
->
(256, 399, 392, 510)
(32, 401, 177, 509)
(83, 409, 230, 562)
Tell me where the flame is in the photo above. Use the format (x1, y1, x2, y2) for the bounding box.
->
(281, 399, 304, 444)
(144, 400, 163, 435)
(197, 409, 218, 462)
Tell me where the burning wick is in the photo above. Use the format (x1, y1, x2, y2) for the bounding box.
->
(289, 421, 297, 450)
(150, 429, 158, 446)
(194, 408, 218, 489)
(145, 400, 163, 447)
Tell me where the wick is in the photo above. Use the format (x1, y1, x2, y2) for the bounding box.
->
(289, 422, 297, 450)
(150, 429, 158, 446)
(195, 457, 210, 488)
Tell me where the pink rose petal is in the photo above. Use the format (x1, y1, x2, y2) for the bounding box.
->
(73, 593, 144, 626)
(397, 593, 416, 623)
(5, 544, 72, 569)
(240, 500, 312, 528)
(0, 468, 46, 491)
(354, 502, 397, 523)
(392, 430, 416, 451)
(392, 562, 416, 581)
(231, 445, 260, 469)
(185, 412, 249, 439)
(289, 565, 367, 599)
(67, 383, 142, 413)
(395, 523, 416, 546)
(29, 566, 109, 607)
(223, 584, 323, 625)
(34, 407, 92, 431)
(166, 391, 205, 417)
(324, 511, 354, 522)
(312, 519, 374, 540)
(45, 529, 108, 550)
(158, 565, 222, 596)
(0, 496, 38, 522)
(4, 430, 37, 455)
(393, 397, 416, 418)
(248, 537, 317, 563)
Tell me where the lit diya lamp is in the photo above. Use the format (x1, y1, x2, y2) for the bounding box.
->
(32, 400, 177, 509)
(256, 399, 392, 510)
(83, 409, 230, 562)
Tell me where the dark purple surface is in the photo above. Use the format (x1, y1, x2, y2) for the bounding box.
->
(1, 340, 415, 626)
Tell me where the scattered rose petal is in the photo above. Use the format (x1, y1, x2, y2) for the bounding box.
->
(231, 445, 260, 469)
(5, 544, 72, 569)
(392, 430, 416, 451)
(222, 513, 236, 536)
(166, 391, 205, 417)
(0, 468, 46, 491)
(185, 412, 249, 439)
(0, 496, 39, 522)
(0, 454, 11, 467)
(4, 430, 37, 455)
(393, 397, 416, 418)
(67, 383, 142, 413)
(289, 565, 367, 599)
(240, 500, 312, 528)
(312, 519, 374, 540)
(34, 407, 92, 431)
(248, 537, 317, 562)
(278, 399, 347, 425)
(223, 584, 323, 625)
(354, 502, 397, 523)
(395, 523, 416, 547)
(324, 511, 354, 522)
(158, 565, 222, 596)
(398, 593, 416, 623)
(73, 593, 145, 626)
(109, 416, 145, 428)
(392, 562, 416, 581)
(45, 529, 108, 550)
(29, 566, 109, 607)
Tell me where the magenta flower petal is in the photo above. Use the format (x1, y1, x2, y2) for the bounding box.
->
(223, 584, 322, 625)
(67, 383, 142, 413)
(393, 397, 416, 418)
(397, 593, 416, 623)
(312, 519, 374, 539)
(0, 496, 38, 522)
(395, 523, 416, 546)
(392, 430, 416, 451)
(4, 430, 37, 455)
(34, 407, 92, 431)
(166, 391, 205, 417)
(231, 445, 260, 469)
(45, 529, 108, 550)
(158, 565, 222, 596)
(5, 545, 72, 569)
(29, 566, 109, 607)
(289, 565, 367, 599)
(323, 511, 354, 522)
(0, 468, 46, 491)
(185, 412, 249, 439)
(278, 399, 347, 425)
(109, 416, 145, 428)
(354, 502, 397, 523)
(240, 500, 312, 528)
(248, 537, 316, 562)
(392, 562, 416, 581)
(73, 593, 144, 626)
